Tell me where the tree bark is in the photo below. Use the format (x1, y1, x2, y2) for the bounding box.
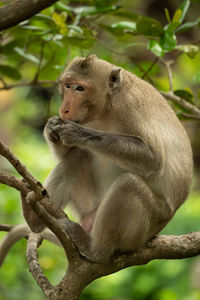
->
(0, 0, 59, 31)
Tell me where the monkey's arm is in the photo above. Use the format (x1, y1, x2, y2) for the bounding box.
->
(54, 121, 163, 177)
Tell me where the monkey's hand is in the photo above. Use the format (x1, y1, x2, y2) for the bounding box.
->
(54, 121, 94, 146)
(45, 116, 63, 143)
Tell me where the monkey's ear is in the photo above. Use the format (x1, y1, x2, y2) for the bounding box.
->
(109, 68, 121, 91)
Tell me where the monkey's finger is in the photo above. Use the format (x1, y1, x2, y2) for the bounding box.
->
(47, 129, 60, 141)
(54, 125, 63, 132)
(52, 116, 63, 125)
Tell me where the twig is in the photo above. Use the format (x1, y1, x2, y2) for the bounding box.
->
(0, 224, 14, 232)
(161, 91, 200, 118)
(90, 32, 155, 85)
(32, 41, 46, 83)
(159, 58, 174, 92)
(0, 80, 57, 91)
(0, 76, 7, 88)
(177, 112, 200, 121)
(131, 57, 155, 86)
(141, 57, 159, 80)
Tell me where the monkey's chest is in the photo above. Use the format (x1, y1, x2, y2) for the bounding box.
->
(93, 154, 125, 199)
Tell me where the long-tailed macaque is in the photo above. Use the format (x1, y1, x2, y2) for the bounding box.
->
(44, 54, 193, 262)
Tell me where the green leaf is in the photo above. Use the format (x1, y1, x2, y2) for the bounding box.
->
(165, 8, 171, 23)
(32, 13, 54, 22)
(113, 11, 163, 35)
(174, 89, 195, 103)
(137, 20, 163, 37)
(175, 44, 199, 58)
(148, 39, 165, 57)
(164, 22, 180, 32)
(0, 65, 21, 80)
(172, 9, 182, 23)
(14, 47, 39, 64)
(20, 25, 45, 31)
(160, 31, 177, 52)
(100, 24, 124, 36)
(54, 2, 74, 17)
(111, 21, 137, 34)
(175, 17, 200, 33)
(178, 0, 190, 23)
(108, 15, 163, 37)
(73, 5, 119, 17)
(0, 40, 20, 55)
(67, 25, 84, 34)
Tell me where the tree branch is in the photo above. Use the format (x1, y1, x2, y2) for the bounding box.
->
(0, 224, 62, 267)
(0, 171, 29, 194)
(110, 231, 200, 273)
(0, 0, 59, 31)
(26, 192, 78, 262)
(0, 140, 46, 199)
(0, 224, 14, 232)
(0, 224, 30, 267)
(161, 91, 200, 118)
(26, 232, 56, 298)
(0, 80, 57, 91)
(160, 59, 174, 92)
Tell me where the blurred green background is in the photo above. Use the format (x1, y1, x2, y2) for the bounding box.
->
(0, 0, 200, 299)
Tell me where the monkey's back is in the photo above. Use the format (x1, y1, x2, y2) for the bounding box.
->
(110, 69, 193, 209)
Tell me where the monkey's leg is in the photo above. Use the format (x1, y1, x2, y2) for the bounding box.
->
(45, 147, 99, 217)
(90, 172, 168, 263)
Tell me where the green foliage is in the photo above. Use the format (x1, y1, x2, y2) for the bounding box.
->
(0, 0, 199, 84)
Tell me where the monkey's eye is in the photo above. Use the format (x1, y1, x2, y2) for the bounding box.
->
(76, 85, 85, 92)
(64, 83, 70, 88)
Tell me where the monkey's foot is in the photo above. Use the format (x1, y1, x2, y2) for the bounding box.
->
(58, 218, 95, 262)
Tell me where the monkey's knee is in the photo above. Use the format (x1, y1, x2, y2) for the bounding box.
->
(90, 173, 154, 261)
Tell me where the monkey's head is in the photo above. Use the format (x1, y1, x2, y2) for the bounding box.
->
(59, 55, 121, 124)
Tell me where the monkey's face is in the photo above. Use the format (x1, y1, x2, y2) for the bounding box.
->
(59, 55, 121, 124)
(59, 77, 102, 124)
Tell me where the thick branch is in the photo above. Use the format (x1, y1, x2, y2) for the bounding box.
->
(111, 231, 200, 272)
(0, 0, 59, 31)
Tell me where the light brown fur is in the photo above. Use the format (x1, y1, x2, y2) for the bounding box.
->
(44, 55, 193, 262)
